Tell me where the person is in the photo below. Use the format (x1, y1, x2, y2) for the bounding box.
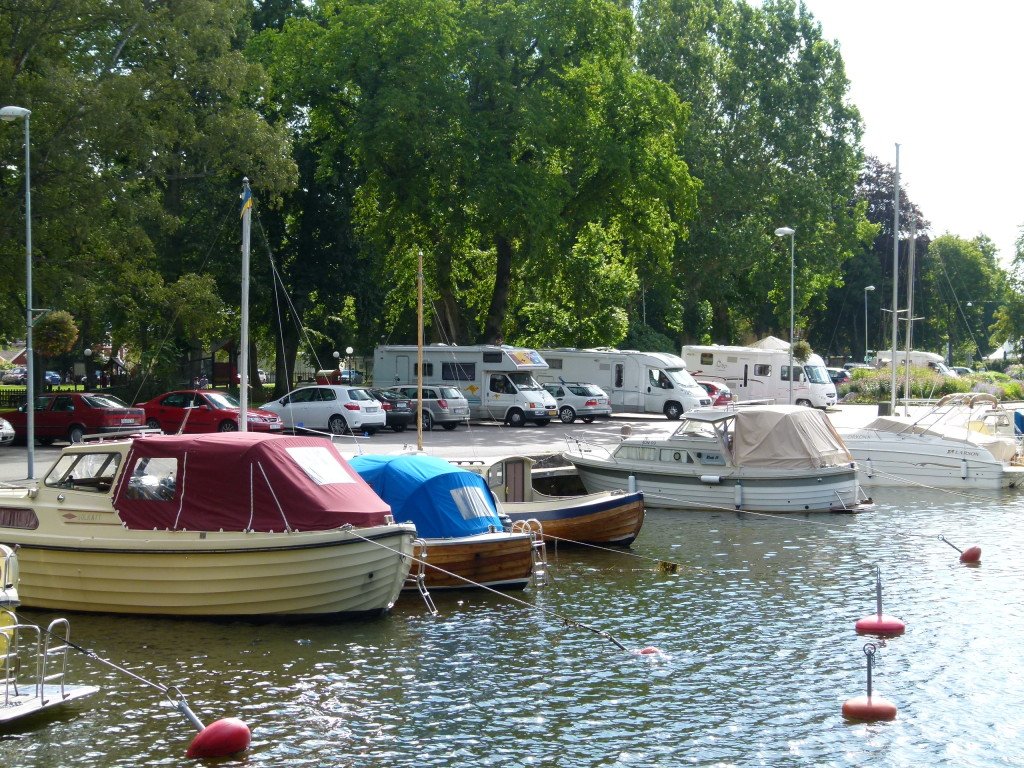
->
(198, 373, 209, 389)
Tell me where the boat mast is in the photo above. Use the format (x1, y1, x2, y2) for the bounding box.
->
(239, 178, 252, 431)
(889, 145, 900, 413)
(903, 217, 916, 414)
(416, 248, 424, 452)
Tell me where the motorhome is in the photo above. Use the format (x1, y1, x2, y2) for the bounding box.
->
(536, 348, 710, 419)
(373, 344, 559, 427)
(681, 344, 837, 409)
(875, 350, 959, 377)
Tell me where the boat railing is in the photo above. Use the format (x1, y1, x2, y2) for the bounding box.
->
(562, 434, 617, 461)
(510, 519, 549, 586)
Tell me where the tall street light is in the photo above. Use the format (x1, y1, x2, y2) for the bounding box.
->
(775, 226, 795, 405)
(1, 105, 34, 478)
(863, 285, 875, 363)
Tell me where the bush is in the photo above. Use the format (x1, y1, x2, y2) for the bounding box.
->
(842, 367, 972, 402)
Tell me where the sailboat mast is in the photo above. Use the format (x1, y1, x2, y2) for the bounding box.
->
(889, 145, 900, 413)
(903, 218, 916, 413)
(417, 249, 424, 452)
(239, 178, 252, 431)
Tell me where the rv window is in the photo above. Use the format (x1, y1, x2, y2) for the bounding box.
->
(441, 362, 475, 381)
(547, 358, 563, 369)
(413, 362, 434, 377)
(781, 366, 805, 382)
(614, 364, 624, 388)
(753, 364, 771, 377)
(700, 353, 714, 366)
(482, 352, 503, 363)
(490, 375, 513, 394)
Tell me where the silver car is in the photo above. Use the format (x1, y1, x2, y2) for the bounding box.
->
(0, 417, 13, 446)
(542, 381, 613, 424)
(259, 385, 386, 435)
(394, 385, 470, 430)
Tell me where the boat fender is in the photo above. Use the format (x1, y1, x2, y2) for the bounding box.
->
(699, 475, 722, 484)
(185, 717, 252, 759)
(961, 457, 968, 480)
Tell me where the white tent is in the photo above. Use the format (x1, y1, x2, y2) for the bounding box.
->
(751, 335, 790, 351)
(984, 340, 1017, 362)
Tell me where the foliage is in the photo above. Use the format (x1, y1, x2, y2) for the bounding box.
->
(622, 323, 678, 355)
(842, 367, 971, 402)
(792, 340, 812, 363)
(33, 310, 79, 358)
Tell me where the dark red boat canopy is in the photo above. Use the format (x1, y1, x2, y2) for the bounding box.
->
(112, 432, 392, 532)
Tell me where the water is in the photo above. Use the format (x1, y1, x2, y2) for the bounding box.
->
(3, 487, 1023, 767)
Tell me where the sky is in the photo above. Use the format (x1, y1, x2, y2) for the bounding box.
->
(799, 0, 1023, 266)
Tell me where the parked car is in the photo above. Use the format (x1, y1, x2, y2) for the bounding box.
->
(952, 366, 973, 376)
(44, 370, 61, 386)
(827, 367, 851, 385)
(0, 417, 13, 446)
(136, 389, 284, 434)
(0, 392, 145, 444)
(259, 385, 385, 435)
(843, 362, 872, 371)
(1, 367, 27, 385)
(394, 385, 471, 431)
(696, 380, 733, 406)
(369, 388, 416, 432)
(541, 382, 612, 424)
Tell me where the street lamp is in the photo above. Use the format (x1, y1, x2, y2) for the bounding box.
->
(775, 226, 795, 404)
(345, 346, 354, 376)
(863, 285, 876, 362)
(2, 105, 33, 478)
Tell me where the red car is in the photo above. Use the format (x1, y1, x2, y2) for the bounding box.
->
(696, 380, 733, 406)
(136, 389, 284, 434)
(0, 392, 146, 444)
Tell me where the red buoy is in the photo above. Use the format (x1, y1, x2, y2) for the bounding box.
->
(959, 545, 982, 564)
(186, 717, 252, 759)
(842, 694, 898, 722)
(635, 646, 662, 655)
(855, 613, 906, 637)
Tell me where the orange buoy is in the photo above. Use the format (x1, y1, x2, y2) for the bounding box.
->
(186, 717, 252, 759)
(843, 643, 897, 722)
(939, 535, 982, 564)
(635, 646, 662, 655)
(855, 565, 905, 636)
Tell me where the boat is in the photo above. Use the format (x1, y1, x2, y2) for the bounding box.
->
(0, 544, 99, 724)
(563, 405, 871, 513)
(467, 456, 645, 547)
(0, 432, 417, 616)
(839, 393, 1024, 489)
(349, 453, 545, 590)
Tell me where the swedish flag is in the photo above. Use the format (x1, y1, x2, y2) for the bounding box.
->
(240, 187, 253, 218)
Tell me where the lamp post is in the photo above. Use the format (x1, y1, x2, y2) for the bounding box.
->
(775, 226, 795, 404)
(345, 346, 354, 378)
(83, 348, 92, 391)
(863, 285, 875, 362)
(2, 105, 33, 477)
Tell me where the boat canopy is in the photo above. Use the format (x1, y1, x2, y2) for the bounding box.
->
(729, 406, 853, 469)
(349, 453, 503, 538)
(112, 432, 392, 532)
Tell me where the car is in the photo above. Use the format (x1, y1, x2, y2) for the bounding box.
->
(44, 370, 61, 386)
(0, 417, 13, 446)
(541, 381, 612, 424)
(843, 362, 872, 371)
(827, 367, 851, 385)
(394, 385, 470, 431)
(369, 388, 416, 432)
(696, 380, 733, 406)
(136, 389, 284, 434)
(259, 384, 385, 435)
(1, 367, 27, 385)
(952, 366, 973, 376)
(0, 392, 145, 444)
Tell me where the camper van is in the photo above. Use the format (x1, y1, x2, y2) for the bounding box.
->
(875, 350, 959, 377)
(373, 344, 559, 427)
(536, 348, 710, 419)
(681, 344, 837, 409)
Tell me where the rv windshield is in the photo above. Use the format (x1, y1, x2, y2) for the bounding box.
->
(665, 368, 700, 389)
(803, 364, 830, 385)
(509, 372, 545, 391)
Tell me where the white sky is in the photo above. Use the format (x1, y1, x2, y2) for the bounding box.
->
(800, 0, 1023, 265)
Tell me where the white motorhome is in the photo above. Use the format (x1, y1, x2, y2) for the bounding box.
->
(681, 344, 837, 409)
(536, 348, 710, 419)
(876, 350, 959, 377)
(373, 344, 559, 427)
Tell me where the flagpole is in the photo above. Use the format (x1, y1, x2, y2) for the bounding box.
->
(239, 178, 252, 431)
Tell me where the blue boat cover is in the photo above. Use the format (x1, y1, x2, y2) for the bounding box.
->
(348, 453, 502, 538)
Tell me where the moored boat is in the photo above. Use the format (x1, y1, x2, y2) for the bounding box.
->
(564, 405, 871, 513)
(349, 453, 544, 590)
(0, 432, 416, 616)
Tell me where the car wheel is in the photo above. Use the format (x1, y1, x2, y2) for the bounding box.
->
(795, 399, 812, 408)
(364, 428, 378, 436)
(328, 415, 348, 435)
(421, 411, 434, 431)
(506, 409, 526, 428)
(442, 422, 458, 431)
(146, 418, 162, 431)
(582, 417, 595, 424)
(391, 424, 407, 433)
(558, 406, 576, 424)
(218, 420, 238, 432)
(37, 437, 55, 446)
(534, 419, 550, 427)
(68, 425, 85, 444)
(663, 401, 683, 420)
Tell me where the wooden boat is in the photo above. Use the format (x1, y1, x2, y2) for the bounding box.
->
(564, 405, 872, 513)
(0, 544, 98, 723)
(349, 453, 545, 590)
(469, 456, 645, 547)
(0, 432, 416, 617)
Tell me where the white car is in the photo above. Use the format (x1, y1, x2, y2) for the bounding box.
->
(542, 381, 613, 424)
(0, 417, 13, 445)
(259, 385, 386, 435)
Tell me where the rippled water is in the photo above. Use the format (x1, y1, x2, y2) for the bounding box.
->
(3, 487, 1023, 767)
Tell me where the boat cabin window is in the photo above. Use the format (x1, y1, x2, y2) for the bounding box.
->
(449, 485, 497, 521)
(44, 451, 122, 493)
(614, 444, 659, 462)
(125, 457, 179, 501)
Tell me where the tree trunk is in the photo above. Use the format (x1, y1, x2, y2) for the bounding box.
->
(434, 248, 464, 344)
(482, 235, 513, 344)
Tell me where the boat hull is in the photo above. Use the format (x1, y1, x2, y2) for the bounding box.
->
(502, 490, 645, 546)
(4, 525, 417, 617)
(410, 531, 536, 591)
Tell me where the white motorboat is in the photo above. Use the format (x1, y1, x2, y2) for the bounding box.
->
(0, 432, 417, 617)
(839, 393, 1024, 489)
(563, 405, 870, 513)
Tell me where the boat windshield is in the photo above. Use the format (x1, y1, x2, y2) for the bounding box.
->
(665, 368, 700, 388)
(803, 364, 830, 385)
(509, 372, 545, 392)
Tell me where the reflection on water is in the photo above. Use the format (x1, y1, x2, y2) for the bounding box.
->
(3, 488, 1024, 767)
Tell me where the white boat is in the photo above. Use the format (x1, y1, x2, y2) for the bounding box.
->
(563, 405, 870, 513)
(0, 432, 417, 616)
(839, 393, 1024, 489)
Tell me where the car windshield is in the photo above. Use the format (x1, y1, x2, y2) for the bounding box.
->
(509, 372, 544, 391)
(206, 392, 241, 410)
(666, 368, 700, 388)
(84, 394, 130, 408)
(803, 365, 830, 385)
